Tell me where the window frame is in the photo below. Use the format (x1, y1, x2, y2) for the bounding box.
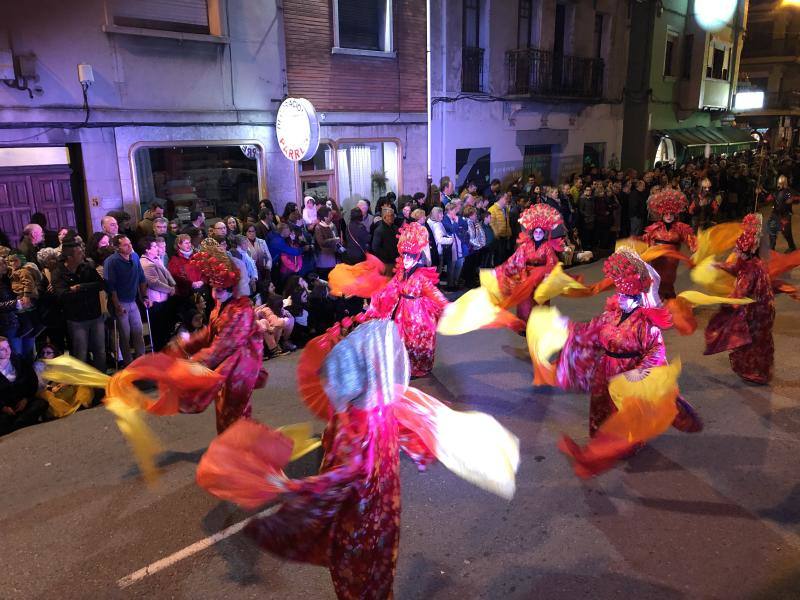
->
(518, 0, 533, 49)
(128, 139, 267, 220)
(297, 137, 404, 205)
(332, 0, 396, 58)
(102, 0, 228, 44)
(463, 0, 481, 49)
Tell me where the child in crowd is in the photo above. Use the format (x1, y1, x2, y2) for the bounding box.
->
(254, 293, 296, 359)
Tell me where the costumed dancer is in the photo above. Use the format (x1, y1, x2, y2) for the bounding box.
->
(688, 177, 719, 231)
(642, 189, 697, 299)
(163, 238, 266, 432)
(489, 203, 564, 322)
(364, 222, 449, 377)
(704, 214, 775, 385)
(197, 318, 519, 600)
(528, 248, 702, 478)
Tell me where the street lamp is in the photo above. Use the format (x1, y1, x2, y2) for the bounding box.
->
(693, 0, 737, 31)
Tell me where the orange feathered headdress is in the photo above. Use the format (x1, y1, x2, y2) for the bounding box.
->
(648, 189, 688, 217)
(736, 213, 763, 254)
(397, 222, 429, 254)
(190, 238, 239, 289)
(603, 248, 652, 295)
(519, 203, 563, 233)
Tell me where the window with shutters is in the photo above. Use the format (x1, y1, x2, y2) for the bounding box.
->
(333, 0, 394, 56)
(107, 0, 225, 38)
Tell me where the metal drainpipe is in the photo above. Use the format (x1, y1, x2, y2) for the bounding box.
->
(726, 0, 743, 118)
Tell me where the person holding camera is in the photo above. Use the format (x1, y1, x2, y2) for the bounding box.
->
(313, 206, 343, 280)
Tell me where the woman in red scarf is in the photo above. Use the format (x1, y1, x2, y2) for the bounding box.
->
(366, 223, 448, 377)
(641, 189, 697, 299)
(704, 214, 775, 385)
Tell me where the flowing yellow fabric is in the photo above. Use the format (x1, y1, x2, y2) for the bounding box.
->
(692, 222, 742, 265)
(41, 355, 111, 388)
(604, 360, 681, 443)
(41, 385, 94, 418)
(690, 256, 736, 296)
(615, 238, 648, 255)
(42, 355, 173, 485)
(276, 422, 322, 462)
(677, 290, 754, 307)
(533, 263, 588, 305)
(104, 397, 164, 484)
(437, 287, 524, 335)
(479, 268, 504, 305)
(526, 306, 568, 386)
(396, 387, 519, 499)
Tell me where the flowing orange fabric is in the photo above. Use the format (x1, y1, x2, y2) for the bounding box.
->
(768, 249, 800, 280)
(562, 276, 614, 298)
(640, 244, 692, 265)
(327, 254, 390, 298)
(692, 222, 742, 265)
(691, 256, 736, 296)
(437, 287, 524, 335)
(196, 419, 293, 510)
(664, 297, 697, 335)
(559, 361, 682, 478)
(296, 331, 338, 420)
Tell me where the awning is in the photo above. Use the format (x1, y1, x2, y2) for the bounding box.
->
(652, 126, 757, 148)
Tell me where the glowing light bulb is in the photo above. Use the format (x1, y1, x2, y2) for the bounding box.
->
(694, 0, 737, 32)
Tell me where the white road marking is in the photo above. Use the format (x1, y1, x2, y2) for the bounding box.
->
(117, 505, 279, 588)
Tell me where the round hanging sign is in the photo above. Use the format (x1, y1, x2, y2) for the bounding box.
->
(276, 97, 320, 162)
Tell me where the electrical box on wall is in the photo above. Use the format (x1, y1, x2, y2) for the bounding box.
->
(0, 49, 14, 81)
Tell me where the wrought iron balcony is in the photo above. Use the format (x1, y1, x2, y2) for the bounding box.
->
(506, 48, 604, 100)
(461, 46, 484, 92)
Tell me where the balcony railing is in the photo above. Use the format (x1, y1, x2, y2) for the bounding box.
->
(506, 48, 604, 99)
(742, 35, 800, 59)
(461, 46, 484, 92)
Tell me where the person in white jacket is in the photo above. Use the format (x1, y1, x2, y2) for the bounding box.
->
(427, 206, 452, 275)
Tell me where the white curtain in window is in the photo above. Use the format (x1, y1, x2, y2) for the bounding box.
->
(337, 148, 351, 206)
(347, 145, 373, 200)
(382, 142, 398, 195)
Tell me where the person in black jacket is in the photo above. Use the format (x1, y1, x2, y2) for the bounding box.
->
(52, 243, 107, 372)
(0, 336, 46, 435)
(371, 207, 399, 268)
(343, 207, 370, 265)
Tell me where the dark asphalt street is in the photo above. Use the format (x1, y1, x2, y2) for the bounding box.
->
(3, 255, 800, 599)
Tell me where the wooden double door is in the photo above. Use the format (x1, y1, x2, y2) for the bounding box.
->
(0, 167, 77, 246)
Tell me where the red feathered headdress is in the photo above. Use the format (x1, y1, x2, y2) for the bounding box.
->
(397, 222, 429, 254)
(519, 203, 563, 233)
(190, 238, 239, 289)
(736, 213, 763, 254)
(648, 189, 688, 217)
(603, 248, 652, 295)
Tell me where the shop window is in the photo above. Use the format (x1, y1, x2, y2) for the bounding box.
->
(300, 143, 334, 173)
(133, 143, 261, 224)
(336, 141, 399, 209)
(333, 0, 393, 54)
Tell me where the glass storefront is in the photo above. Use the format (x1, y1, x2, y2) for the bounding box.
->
(133, 144, 261, 224)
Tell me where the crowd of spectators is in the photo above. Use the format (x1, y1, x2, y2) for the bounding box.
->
(1, 147, 796, 435)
